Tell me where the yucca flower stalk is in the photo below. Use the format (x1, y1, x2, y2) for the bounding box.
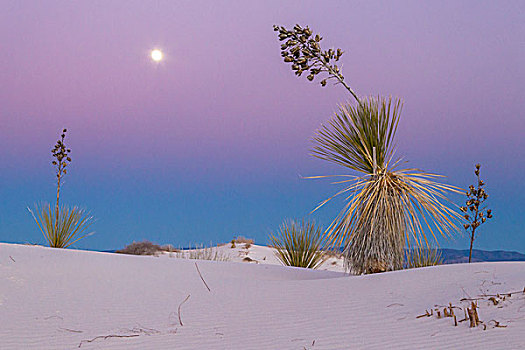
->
(270, 220, 326, 269)
(461, 164, 493, 263)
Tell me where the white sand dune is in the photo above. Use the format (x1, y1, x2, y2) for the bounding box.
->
(162, 242, 346, 272)
(1, 243, 524, 349)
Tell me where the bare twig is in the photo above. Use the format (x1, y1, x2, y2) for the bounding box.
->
(460, 287, 472, 301)
(178, 294, 191, 326)
(386, 303, 404, 308)
(482, 290, 523, 297)
(416, 310, 431, 318)
(9, 255, 15, 262)
(59, 328, 83, 333)
(488, 319, 507, 328)
(44, 315, 63, 320)
(78, 334, 139, 348)
(130, 325, 160, 336)
(195, 263, 211, 292)
(461, 288, 524, 302)
(460, 297, 483, 301)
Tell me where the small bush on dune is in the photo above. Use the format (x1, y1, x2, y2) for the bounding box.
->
(234, 236, 254, 245)
(116, 240, 162, 255)
(270, 219, 326, 269)
(405, 246, 443, 269)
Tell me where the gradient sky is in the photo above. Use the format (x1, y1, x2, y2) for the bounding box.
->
(1, 1, 524, 252)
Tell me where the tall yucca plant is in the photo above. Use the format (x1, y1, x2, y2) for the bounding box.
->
(270, 220, 326, 269)
(274, 24, 461, 274)
(311, 97, 460, 273)
(29, 129, 94, 248)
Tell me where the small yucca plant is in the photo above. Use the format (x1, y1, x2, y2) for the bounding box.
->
(405, 246, 443, 269)
(29, 129, 94, 248)
(28, 203, 94, 248)
(270, 220, 326, 269)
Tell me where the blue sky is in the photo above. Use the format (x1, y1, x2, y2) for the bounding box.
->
(0, 1, 523, 252)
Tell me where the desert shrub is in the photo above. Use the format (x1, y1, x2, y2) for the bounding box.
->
(116, 240, 162, 255)
(270, 219, 326, 269)
(405, 246, 443, 269)
(234, 236, 254, 245)
(176, 244, 230, 262)
(29, 129, 94, 248)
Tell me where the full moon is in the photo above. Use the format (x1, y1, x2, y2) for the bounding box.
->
(151, 49, 163, 62)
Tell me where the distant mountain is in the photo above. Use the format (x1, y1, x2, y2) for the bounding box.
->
(440, 248, 525, 264)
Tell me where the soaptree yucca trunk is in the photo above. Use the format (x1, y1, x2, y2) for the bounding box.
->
(311, 97, 460, 274)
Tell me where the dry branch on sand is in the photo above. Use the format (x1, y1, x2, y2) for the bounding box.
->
(417, 287, 524, 330)
(78, 334, 140, 348)
(195, 263, 211, 292)
(178, 294, 191, 326)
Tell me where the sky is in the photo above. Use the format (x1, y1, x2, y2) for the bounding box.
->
(0, 0, 524, 252)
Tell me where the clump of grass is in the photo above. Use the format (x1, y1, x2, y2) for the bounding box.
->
(176, 244, 230, 262)
(28, 129, 94, 248)
(28, 203, 94, 249)
(116, 240, 162, 255)
(405, 246, 443, 269)
(270, 219, 326, 269)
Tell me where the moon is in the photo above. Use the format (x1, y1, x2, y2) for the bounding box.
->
(151, 49, 163, 62)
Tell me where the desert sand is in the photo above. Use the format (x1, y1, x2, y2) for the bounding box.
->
(1, 242, 524, 349)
